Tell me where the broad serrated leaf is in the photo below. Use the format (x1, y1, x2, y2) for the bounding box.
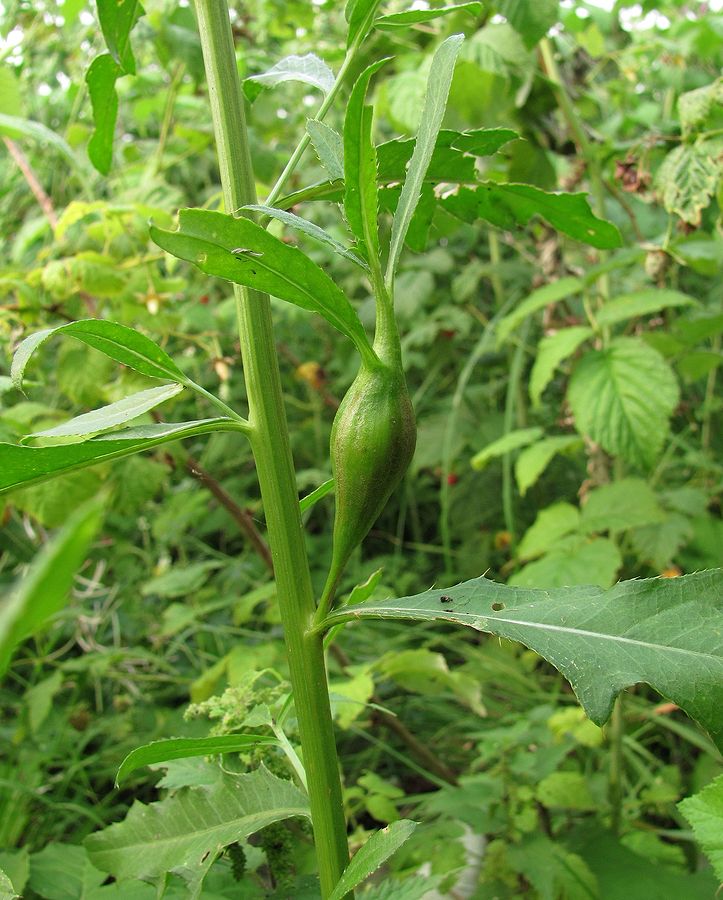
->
(678, 78, 723, 135)
(243, 205, 368, 270)
(0, 419, 235, 494)
(307, 119, 344, 180)
(580, 478, 665, 534)
(26, 844, 106, 900)
(656, 143, 721, 226)
(116, 735, 280, 785)
(247, 53, 334, 96)
(470, 426, 543, 470)
(387, 35, 463, 283)
(375, 3, 481, 30)
(86, 54, 121, 175)
(329, 821, 417, 900)
(568, 337, 680, 468)
(26, 383, 184, 446)
(344, 59, 386, 259)
(97, 0, 143, 75)
(151, 209, 376, 365)
(445, 184, 622, 249)
(324, 569, 723, 747)
(498, 277, 584, 345)
(510, 536, 622, 589)
(678, 775, 723, 882)
(85, 768, 309, 888)
(517, 502, 581, 560)
(0, 498, 102, 677)
(529, 326, 592, 406)
(596, 289, 698, 327)
(498, 0, 559, 47)
(515, 435, 582, 495)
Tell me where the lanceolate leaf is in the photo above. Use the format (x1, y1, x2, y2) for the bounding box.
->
(445, 184, 622, 249)
(85, 54, 121, 176)
(329, 820, 418, 900)
(0, 419, 237, 494)
(375, 3, 481, 30)
(243, 205, 369, 270)
(529, 326, 593, 407)
(116, 735, 280, 785)
(0, 498, 103, 677)
(323, 569, 723, 748)
(151, 209, 376, 366)
(346, 0, 384, 48)
(596, 288, 698, 327)
(568, 337, 680, 468)
(344, 59, 387, 259)
(387, 34, 463, 284)
(11, 319, 187, 390)
(26, 383, 184, 445)
(497, 277, 584, 345)
(85, 767, 309, 889)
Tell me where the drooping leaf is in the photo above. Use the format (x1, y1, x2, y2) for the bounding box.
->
(375, 3, 481, 30)
(85, 54, 121, 176)
(497, 277, 584, 344)
(0, 113, 76, 165)
(0, 498, 103, 677)
(529, 325, 592, 406)
(329, 820, 417, 900)
(568, 337, 680, 468)
(26, 383, 184, 445)
(596, 289, 698, 327)
(498, 0, 559, 47)
(678, 775, 723, 882)
(0, 419, 236, 494)
(323, 569, 723, 747)
(344, 59, 387, 259)
(246, 53, 335, 97)
(85, 767, 309, 892)
(515, 435, 583, 495)
(470, 426, 543, 470)
(12, 319, 187, 389)
(116, 735, 280, 785)
(151, 209, 376, 365)
(96, 0, 144, 74)
(445, 184, 622, 249)
(243, 205, 368, 270)
(306, 119, 344, 180)
(387, 34, 463, 283)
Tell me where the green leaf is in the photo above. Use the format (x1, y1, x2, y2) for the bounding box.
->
(26, 383, 184, 446)
(85, 767, 309, 892)
(515, 435, 582, 495)
(12, 319, 187, 390)
(346, 0, 384, 48)
(510, 537, 622, 589)
(116, 735, 280, 786)
(0, 419, 235, 494)
(307, 119, 344, 180)
(375, 3, 481, 30)
(324, 568, 723, 747)
(0, 498, 102, 677)
(529, 325, 592, 406)
(507, 834, 598, 900)
(344, 59, 386, 259)
(498, 0, 559, 47)
(568, 338, 680, 468)
(299, 477, 334, 513)
(517, 502, 581, 560)
(497, 277, 584, 345)
(329, 820, 417, 900)
(451, 126, 519, 156)
(0, 113, 76, 165)
(470, 426, 543, 470)
(86, 54, 121, 176)
(247, 53, 334, 96)
(243, 205, 368, 270)
(656, 143, 721, 225)
(0, 868, 17, 900)
(596, 289, 698, 327)
(678, 775, 723, 882)
(27, 844, 106, 900)
(580, 478, 665, 534)
(387, 35, 463, 284)
(97, 0, 143, 74)
(445, 184, 622, 249)
(0, 64, 22, 117)
(150, 209, 376, 366)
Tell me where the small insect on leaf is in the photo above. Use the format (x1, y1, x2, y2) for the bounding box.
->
(440, 595, 454, 604)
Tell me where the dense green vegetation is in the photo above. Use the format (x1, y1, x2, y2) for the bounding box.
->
(0, 0, 722, 897)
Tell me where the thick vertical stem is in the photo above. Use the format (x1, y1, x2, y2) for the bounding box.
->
(192, 1, 349, 893)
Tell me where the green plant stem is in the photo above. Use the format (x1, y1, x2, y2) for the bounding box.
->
(192, 1, 349, 894)
(502, 319, 530, 543)
(609, 695, 625, 834)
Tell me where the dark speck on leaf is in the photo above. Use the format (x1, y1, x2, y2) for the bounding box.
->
(440, 595, 453, 604)
(491, 601, 504, 611)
